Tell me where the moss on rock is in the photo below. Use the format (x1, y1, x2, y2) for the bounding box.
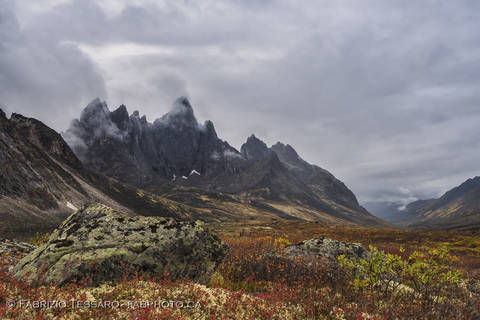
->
(12, 203, 228, 286)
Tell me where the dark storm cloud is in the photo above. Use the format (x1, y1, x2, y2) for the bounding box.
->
(2, 0, 480, 204)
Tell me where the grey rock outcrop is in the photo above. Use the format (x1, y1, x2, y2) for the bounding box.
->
(283, 237, 370, 262)
(12, 203, 229, 286)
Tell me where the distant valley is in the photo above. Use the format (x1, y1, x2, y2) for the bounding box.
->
(365, 177, 480, 230)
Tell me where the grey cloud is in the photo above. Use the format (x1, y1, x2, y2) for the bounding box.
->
(3, 0, 480, 205)
(0, 0, 107, 130)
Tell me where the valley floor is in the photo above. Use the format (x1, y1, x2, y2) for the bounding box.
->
(214, 220, 480, 278)
(1, 222, 479, 319)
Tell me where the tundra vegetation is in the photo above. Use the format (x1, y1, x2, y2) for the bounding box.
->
(1, 222, 479, 319)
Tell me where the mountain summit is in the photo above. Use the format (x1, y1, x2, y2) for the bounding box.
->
(241, 135, 272, 161)
(64, 98, 242, 187)
(157, 96, 198, 128)
(63, 98, 384, 226)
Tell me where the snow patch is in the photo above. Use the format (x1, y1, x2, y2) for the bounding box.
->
(190, 169, 201, 176)
(181, 176, 188, 180)
(224, 150, 243, 159)
(172, 174, 176, 181)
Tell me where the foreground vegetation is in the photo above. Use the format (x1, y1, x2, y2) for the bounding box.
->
(1, 223, 479, 319)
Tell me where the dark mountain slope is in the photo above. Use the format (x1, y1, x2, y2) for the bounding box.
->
(270, 142, 362, 211)
(0, 109, 194, 238)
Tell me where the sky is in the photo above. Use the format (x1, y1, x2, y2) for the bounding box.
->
(1, 0, 480, 205)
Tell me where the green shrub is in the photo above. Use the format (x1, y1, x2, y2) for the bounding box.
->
(338, 245, 464, 303)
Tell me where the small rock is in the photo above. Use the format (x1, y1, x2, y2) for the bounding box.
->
(0, 239, 36, 255)
(0, 239, 36, 269)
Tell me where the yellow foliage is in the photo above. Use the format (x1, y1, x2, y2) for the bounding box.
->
(208, 270, 225, 287)
(29, 232, 50, 246)
(274, 235, 292, 249)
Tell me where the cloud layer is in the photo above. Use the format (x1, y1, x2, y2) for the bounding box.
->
(2, 0, 480, 204)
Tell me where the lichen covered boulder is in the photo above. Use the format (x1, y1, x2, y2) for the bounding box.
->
(284, 237, 370, 262)
(12, 203, 228, 286)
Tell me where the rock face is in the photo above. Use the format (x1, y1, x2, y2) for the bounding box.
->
(0, 239, 36, 268)
(271, 142, 362, 211)
(241, 134, 273, 161)
(64, 97, 244, 187)
(12, 204, 229, 286)
(284, 238, 370, 262)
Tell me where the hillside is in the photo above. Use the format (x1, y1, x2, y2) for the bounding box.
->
(0, 109, 192, 238)
(406, 177, 480, 230)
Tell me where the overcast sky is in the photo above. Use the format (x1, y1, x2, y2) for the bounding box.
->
(2, 0, 480, 204)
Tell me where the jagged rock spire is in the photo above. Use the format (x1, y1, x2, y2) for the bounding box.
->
(156, 96, 198, 128)
(240, 134, 271, 161)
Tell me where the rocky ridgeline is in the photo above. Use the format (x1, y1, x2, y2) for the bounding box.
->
(62, 97, 377, 226)
(12, 203, 228, 286)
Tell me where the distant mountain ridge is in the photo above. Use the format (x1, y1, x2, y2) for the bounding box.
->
(405, 177, 480, 229)
(366, 177, 480, 230)
(64, 97, 384, 226)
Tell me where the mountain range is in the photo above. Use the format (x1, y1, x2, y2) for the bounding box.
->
(63, 97, 383, 226)
(0, 97, 388, 238)
(365, 177, 480, 230)
(2, 96, 479, 237)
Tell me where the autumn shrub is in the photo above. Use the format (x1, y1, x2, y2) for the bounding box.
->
(29, 232, 50, 246)
(339, 245, 479, 319)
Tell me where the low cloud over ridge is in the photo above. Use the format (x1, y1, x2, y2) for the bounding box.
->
(2, 0, 480, 204)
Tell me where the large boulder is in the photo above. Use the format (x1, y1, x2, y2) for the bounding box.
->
(284, 237, 370, 262)
(12, 203, 228, 286)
